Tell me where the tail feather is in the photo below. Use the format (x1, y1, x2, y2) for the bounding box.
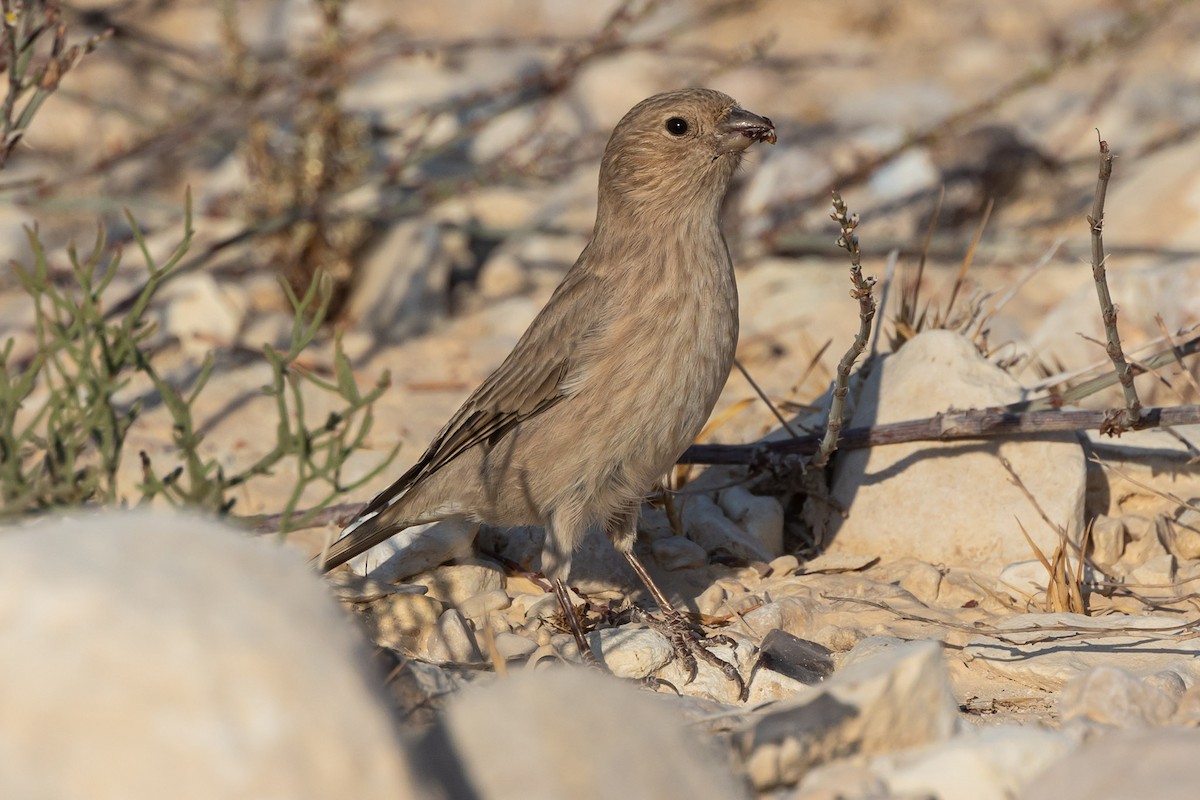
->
(316, 510, 398, 572)
(317, 460, 426, 572)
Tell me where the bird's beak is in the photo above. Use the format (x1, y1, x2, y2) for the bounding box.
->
(715, 107, 777, 155)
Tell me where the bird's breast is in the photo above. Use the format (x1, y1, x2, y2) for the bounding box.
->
(569, 232, 738, 487)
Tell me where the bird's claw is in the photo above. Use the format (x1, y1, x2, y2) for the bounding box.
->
(641, 675, 682, 695)
(647, 608, 748, 702)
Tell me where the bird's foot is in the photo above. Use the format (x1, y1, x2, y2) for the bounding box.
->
(634, 606, 747, 701)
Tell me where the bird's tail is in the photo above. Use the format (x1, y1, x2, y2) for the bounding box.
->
(315, 461, 426, 572)
(316, 509, 399, 573)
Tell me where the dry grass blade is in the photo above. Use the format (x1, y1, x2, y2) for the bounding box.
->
(1025, 323, 1200, 395)
(1088, 455, 1200, 515)
(1123, 349, 1189, 405)
(787, 338, 832, 405)
(891, 187, 943, 349)
(944, 197, 993, 325)
(734, 358, 800, 439)
(872, 250, 899, 358)
(1000, 455, 1087, 613)
(1016, 516, 1086, 614)
(982, 237, 1064, 324)
(1154, 313, 1200, 401)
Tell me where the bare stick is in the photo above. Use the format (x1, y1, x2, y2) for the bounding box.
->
(680, 404, 1200, 466)
(1087, 133, 1142, 431)
(812, 193, 876, 468)
(257, 402, 1200, 532)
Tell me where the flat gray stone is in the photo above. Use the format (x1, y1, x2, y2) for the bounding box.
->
(651, 535, 710, 571)
(753, 629, 833, 685)
(834, 725, 1076, 800)
(458, 587, 512, 622)
(683, 494, 774, 564)
(1060, 665, 1178, 729)
(423, 608, 483, 664)
(413, 558, 506, 606)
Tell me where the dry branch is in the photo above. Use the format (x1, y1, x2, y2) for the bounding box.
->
(680, 404, 1200, 467)
(1087, 134, 1142, 432)
(824, 594, 1200, 645)
(811, 193, 876, 468)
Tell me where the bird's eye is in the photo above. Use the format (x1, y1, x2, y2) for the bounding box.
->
(665, 117, 689, 136)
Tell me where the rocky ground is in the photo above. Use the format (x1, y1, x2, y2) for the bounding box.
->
(3, 0, 1200, 798)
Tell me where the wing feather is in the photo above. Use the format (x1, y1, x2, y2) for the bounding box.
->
(347, 264, 606, 527)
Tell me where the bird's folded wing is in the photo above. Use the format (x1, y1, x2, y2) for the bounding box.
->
(347, 266, 607, 524)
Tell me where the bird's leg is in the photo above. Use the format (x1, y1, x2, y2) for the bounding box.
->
(623, 550, 747, 701)
(552, 577, 600, 668)
(552, 577, 685, 693)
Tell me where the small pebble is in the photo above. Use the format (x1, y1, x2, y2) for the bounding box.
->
(423, 608, 483, 664)
(458, 587, 512, 621)
(587, 626, 674, 679)
(695, 583, 728, 617)
(755, 629, 834, 685)
(493, 631, 539, 661)
(369, 593, 444, 649)
(767, 554, 800, 577)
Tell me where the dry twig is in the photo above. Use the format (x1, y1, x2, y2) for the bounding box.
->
(824, 594, 1200, 645)
(811, 193, 876, 468)
(1087, 133, 1142, 432)
(680, 404, 1200, 467)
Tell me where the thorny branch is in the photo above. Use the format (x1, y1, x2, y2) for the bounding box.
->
(1087, 133, 1142, 433)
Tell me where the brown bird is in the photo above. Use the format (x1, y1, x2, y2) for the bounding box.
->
(321, 88, 775, 696)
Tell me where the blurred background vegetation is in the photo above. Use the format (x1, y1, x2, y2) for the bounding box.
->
(1, 0, 1197, 523)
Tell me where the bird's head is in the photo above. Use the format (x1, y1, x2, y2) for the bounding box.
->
(597, 88, 776, 223)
